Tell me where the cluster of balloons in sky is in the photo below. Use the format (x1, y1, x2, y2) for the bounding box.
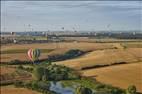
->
(27, 48, 41, 63)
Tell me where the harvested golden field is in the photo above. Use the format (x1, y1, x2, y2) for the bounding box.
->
(0, 65, 32, 83)
(55, 48, 142, 69)
(0, 66, 16, 75)
(1, 42, 115, 51)
(1, 53, 48, 62)
(62, 37, 142, 43)
(1, 42, 116, 62)
(81, 62, 142, 92)
(0, 86, 40, 94)
(122, 42, 142, 48)
(125, 48, 142, 61)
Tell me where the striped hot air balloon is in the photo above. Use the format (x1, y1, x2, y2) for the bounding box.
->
(27, 49, 40, 62)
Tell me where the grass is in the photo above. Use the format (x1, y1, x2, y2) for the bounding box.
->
(1, 49, 54, 54)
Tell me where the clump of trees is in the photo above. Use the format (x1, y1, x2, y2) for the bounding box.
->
(48, 49, 84, 62)
(17, 65, 33, 72)
(74, 77, 126, 94)
(126, 85, 137, 94)
(75, 86, 93, 94)
(34, 66, 45, 81)
(14, 81, 56, 94)
(33, 64, 80, 81)
(6, 60, 31, 65)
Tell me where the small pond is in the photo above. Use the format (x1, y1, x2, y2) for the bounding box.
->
(49, 81, 77, 94)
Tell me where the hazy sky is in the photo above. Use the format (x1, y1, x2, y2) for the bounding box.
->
(1, 1, 142, 32)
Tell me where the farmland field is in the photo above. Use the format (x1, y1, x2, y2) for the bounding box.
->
(2, 42, 141, 62)
(1, 41, 142, 93)
(1, 42, 116, 51)
(1, 42, 116, 62)
(55, 48, 142, 69)
(0, 66, 16, 75)
(81, 62, 142, 92)
(1, 1, 142, 94)
(1, 86, 40, 94)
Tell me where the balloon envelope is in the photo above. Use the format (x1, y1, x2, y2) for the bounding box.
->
(27, 49, 40, 61)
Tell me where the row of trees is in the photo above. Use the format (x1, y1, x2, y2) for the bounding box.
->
(75, 85, 137, 94)
(14, 81, 56, 94)
(48, 49, 84, 62)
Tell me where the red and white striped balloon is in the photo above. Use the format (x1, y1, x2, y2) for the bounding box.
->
(27, 49, 40, 61)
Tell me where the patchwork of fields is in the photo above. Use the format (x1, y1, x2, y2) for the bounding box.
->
(1, 42, 115, 62)
(1, 42, 142, 93)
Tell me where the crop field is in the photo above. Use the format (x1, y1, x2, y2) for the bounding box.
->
(1, 42, 116, 62)
(62, 37, 142, 42)
(121, 42, 142, 48)
(1, 86, 40, 94)
(1, 42, 115, 51)
(55, 48, 142, 69)
(0, 66, 16, 75)
(81, 62, 142, 92)
(1, 41, 142, 93)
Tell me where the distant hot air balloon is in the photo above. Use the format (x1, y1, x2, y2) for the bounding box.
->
(27, 49, 40, 63)
(61, 27, 64, 30)
(11, 32, 15, 35)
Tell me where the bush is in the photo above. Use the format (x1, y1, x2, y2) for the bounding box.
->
(18, 66, 33, 72)
(17, 65, 24, 69)
(10, 60, 21, 64)
(33, 64, 80, 81)
(31, 81, 39, 90)
(33, 67, 45, 81)
(25, 67, 33, 72)
(37, 81, 50, 90)
(0, 81, 14, 86)
(14, 81, 24, 87)
(75, 86, 93, 94)
(48, 49, 84, 62)
(7, 60, 31, 65)
(14, 80, 54, 94)
(126, 85, 137, 94)
(24, 82, 32, 89)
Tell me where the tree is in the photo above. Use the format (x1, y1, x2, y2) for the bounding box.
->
(75, 86, 92, 94)
(32, 81, 38, 90)
(126, 85, 137, 94)
(33, 67, 45, 81)
(17, 65, 24, 69)
(14, 81, 24, 87)
(42, 69, 49, 81)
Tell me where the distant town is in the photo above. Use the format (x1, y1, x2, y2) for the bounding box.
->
(1, 31, 142, 44)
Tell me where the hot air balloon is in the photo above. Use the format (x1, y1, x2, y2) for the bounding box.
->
(27, 49, 40, 63)
(61, 27, 64, 30)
